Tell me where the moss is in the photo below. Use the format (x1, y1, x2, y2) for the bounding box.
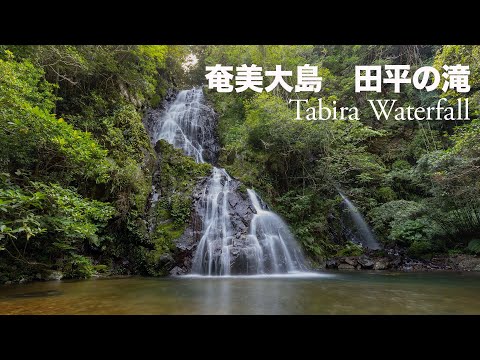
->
(237, 183, 248, 196)
(150, 93, 162, 108)
(154, 143, 211, 228)
(143, 141, 212, 275)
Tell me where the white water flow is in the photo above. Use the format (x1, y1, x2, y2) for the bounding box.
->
(339, 192, 381, 250)
(155, 89, 213, 163)
(154, 88, 306, 275)
(247, 189, 306, 273)
(191, 167, 236, 276)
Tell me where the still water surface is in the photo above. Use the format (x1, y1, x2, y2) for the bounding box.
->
(1, 271, 480, 314)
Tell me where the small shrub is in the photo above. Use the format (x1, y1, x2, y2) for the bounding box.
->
(336, 242, 364, 257)
(64, 254, 95, 279)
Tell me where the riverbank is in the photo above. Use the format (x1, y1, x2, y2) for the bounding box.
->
(2, 253, 479, 286)
(325, 252, 480, 272)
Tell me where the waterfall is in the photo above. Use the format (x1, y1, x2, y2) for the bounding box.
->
(339, 192, 382, 250)
(153, 88, 217, 163)
(247, 189, 306, 273)
(152, 87, 307, 275)
(191, 167, 235, 276)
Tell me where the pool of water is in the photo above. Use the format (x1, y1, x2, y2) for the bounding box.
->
(1, 271, 480, 314)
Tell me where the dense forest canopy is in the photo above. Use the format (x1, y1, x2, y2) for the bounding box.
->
(1, 45, 479, 282)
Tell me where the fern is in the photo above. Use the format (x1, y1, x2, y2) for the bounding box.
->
(467, 239, 480, 254)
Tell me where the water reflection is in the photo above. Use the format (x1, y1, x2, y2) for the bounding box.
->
(1, 272, 480, 314)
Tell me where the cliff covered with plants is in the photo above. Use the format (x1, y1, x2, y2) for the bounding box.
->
(0, 45, 196, 282)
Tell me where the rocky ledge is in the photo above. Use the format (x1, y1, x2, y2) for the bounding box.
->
(326, 252, 480, 272)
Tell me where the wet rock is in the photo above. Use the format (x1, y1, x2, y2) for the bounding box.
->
(230, 247, 240, 256)
(374, 258, 389, 270)
(46, 271, 63, 281)
(358, 255, 374, 269)
(344, 257, 358, 266)
(315, 260, 327, 269)
(173, 172, 257, 274)
(158, 253, 175, 269)
(338, 263, 356, 270)
(326, 259, 338, 269)
(412, 263, 426, 271)
(389, 257, 402, 269)
(169, 266, 185, 276)
(451, 255, 480, 271)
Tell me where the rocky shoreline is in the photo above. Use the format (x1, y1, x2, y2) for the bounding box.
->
(325, 251, 480, 272)
(2, 253, 480, 285)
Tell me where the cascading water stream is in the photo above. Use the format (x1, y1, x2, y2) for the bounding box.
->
(154, 89, 214, 163)
(247, 189, 305, 273)
(339, 192, 382, 250)
(191, 167, 235, 276)
(152, 87, 307, 275)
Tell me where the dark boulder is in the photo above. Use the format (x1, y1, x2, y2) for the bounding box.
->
(344, 257, 358, 266)
(358, 255, 375, 269)
(338, 263, 356, 270)
(326, 259, 338, 269)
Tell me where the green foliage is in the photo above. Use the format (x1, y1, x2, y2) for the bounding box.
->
(335, 242, 364, 257)
(408, 240, 434, 258)
(389, 218, 436, 247)
(206, 83, 387, 258)
(0, 174, 114, 272)
(0, 55, 111, 185)
(203, 44, 478, 260)
(370, 200, 425, 239)
(434, 46, 480, 115)
(467, 239, 480, 254)
(144, 140, 211, 275)
(63, 254, 95, 279)
(170, 193, 192, 226)
(0, 45, 184, 282)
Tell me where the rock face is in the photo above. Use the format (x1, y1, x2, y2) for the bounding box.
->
(46, 271, 64, 281)
(328, 254, 391, 271)
(326, 250, 480, 272)
(326, 259, 338, 269)
(357, 255, 375, 269)
(344, 257, 358, 266)
(448, 255, 480, 271)
(373, 258, 389, 270)
(142, 88, 178, 142)
(338, 263, 356, 270)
